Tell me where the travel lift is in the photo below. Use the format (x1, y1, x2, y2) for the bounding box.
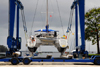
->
(0, 0, 100, 65)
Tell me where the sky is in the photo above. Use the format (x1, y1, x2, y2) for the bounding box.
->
(0, 0, 100, 53)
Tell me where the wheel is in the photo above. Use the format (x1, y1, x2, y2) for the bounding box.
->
(23, 58, 31, 65)
(11, 58, 19, 65)
(94, 58, 100, 65)
(73, 53, 78, 58)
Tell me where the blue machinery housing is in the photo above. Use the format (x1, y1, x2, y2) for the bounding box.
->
(0, 0, 100, 65)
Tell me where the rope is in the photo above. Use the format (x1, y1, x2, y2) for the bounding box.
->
(49, 0, 54, 25)
(56, 0, 64, 35)
(67, 31, 72, 41)
(21, 9, 28, 43)
(21, 10, 26, 29)
(66, 9, 74, 42)
(21, 10, 27, 32)
(30, 0, 39, 35)
(40, 1, 45, 29)
(69, 34, 75, 52)
(67, 9, 74, 32)
(67, 9, 74, 52)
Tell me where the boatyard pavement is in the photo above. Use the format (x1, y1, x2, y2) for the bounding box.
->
(0, 62, 100, 67)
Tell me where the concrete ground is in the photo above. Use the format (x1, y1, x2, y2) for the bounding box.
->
(0, 62, 100, 67)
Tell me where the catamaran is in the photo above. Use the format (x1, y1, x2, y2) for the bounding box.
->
(26, 0, 69, 56)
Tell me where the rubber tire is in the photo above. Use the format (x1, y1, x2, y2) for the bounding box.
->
(11, 58, 19, 65)
(23, 58, 31, 65)
(94, 58, 100, 65)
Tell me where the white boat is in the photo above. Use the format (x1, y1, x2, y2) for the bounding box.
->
(26, 0, 69, 56)
(27, 30, 68, 55)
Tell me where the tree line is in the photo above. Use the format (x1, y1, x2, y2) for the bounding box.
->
(0, 45, 8, 52)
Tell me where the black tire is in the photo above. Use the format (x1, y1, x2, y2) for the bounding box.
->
(23, 58, 31, 65)
(94, 58, 100, 65)
(73, 53, 78, 58)
(11, 58, 19, 65)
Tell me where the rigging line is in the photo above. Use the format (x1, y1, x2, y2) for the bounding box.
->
(49, 0, 54, 24)
(40, 10, 44, 29)
(40, 0, 45, 29)
(30, 0, 39, 34)
(56, 0, 64, 35)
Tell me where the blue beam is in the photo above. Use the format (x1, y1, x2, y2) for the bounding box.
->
(16, 5, 19, 39)
(31, 58, 94, 62)
(16, 3, 19, 48)
(9, 0, 16, 37)
(16, 0, 24, 38)
(7, 0, 23, 53)
(0, 58, 94, 63)
(79, 0, 85, 51)
(75, 1, 78, 53)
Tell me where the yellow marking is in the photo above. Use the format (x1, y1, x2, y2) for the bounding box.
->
(62, 45, 66, 47)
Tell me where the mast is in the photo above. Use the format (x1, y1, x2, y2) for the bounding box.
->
(46, 0, 49, 32)
(46, 0, 48, 25)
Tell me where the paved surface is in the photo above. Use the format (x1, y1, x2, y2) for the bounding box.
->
(0, 62, 100, 67)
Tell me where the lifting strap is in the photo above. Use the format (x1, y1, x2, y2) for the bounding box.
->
(66, 9, 74, 40)
(21, 9, 28, 44)
(67, 9, 74, 33)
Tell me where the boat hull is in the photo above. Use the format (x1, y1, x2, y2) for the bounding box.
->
(57, 47, 67, 53)
(28, 47, 37, 52)
(27, 36, 68, 54)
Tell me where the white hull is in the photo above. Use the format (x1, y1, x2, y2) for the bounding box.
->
(27, 35, 68, 53)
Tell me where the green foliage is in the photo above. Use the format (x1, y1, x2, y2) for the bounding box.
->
(88, 54, 100, 57)
(89, 54, 100, 56)
(85, 8, 100, 45)
(0, 45, 8, 52)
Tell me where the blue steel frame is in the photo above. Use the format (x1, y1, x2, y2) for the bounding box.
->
(0, 57, 94, 63)
(31, 58, 94, 62)
(71, 0, 88, 56)
(7, 0, 23, 55)
(75, 0, 78, 53)
(7, 0, 86, 56)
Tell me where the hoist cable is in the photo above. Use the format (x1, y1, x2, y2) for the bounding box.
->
(56, 0, 64, 35)
(21, 10, 27, 32)
(68, 10, 72, 29)
(67, 9, 74, 51)
(67, 9, 74, 32)
(30, 0, 39, 35)
(21, 9, 28, 44)
(21, 10, 24, 27)
(70, 9, 74, 30)
(66, 9, 74, 41)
